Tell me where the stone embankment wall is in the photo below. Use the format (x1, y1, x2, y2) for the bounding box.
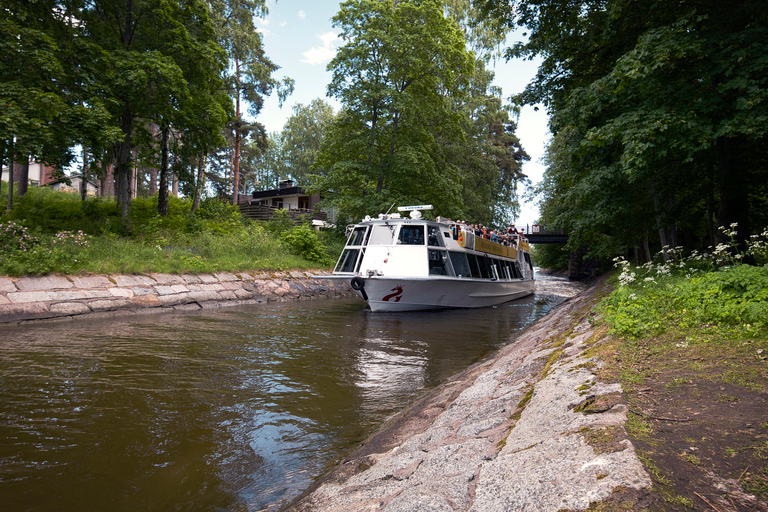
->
(0, 271, 355, 324)
(286, 278, 651, 512)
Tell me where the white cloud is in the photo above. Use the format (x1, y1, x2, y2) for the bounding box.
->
(301, 31, 341, 66)
(255, 17, 272, 35)
(298, 10, 306, 19)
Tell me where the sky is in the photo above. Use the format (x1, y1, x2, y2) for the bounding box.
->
(256, 0, 550, 229)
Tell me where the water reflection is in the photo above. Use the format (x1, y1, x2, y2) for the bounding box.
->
(0, 275, 581, 511)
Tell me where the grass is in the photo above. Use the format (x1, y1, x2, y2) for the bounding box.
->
(588, 232, 768, 509)
(0, 189, 344, 276)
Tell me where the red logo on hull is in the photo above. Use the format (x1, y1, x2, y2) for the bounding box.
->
(382, 285, 404, 302)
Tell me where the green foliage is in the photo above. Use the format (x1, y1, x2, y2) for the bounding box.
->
(485, 0, 768, 262)
(5, 187, 120, 234)
(0, 221, 91, 275)
(530, 243, 569, 271)
(265, 208, 296, 235)
(280, 225, 331, 265)
(313, 0, 477, 220)
(600, 229, 768, 340)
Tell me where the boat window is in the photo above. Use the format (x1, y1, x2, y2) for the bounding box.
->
(448, 252, 471, 278)
(524, 252, 534, 271)
(478, 256, 491, 279)
(511, 261, 523, 278)
(466, 253, 482, 278)
(347, 226, 368, 246)
(428, 249, 452, 275)
(335, 249, 361, 273)
(368, 224, 398, 245)
(398, 225, 424, 245)
(427, 225, 443, 247)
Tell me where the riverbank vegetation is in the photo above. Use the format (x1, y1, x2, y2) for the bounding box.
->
(0, 186, 343, 276)
(3, 0, 532, 236)
(477, 0, 768, 270)
(594, 226, 768, 507)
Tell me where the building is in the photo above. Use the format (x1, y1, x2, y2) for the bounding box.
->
(239, 180, 332, 227)
(1, 161, 59, 187)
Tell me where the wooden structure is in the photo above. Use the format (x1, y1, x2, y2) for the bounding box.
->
(238, 180, 327, 224)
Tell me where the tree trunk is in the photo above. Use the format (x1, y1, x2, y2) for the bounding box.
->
(149, 123, 158, 196)
(5, 143, 13, 214)
(81, 147, 89, 201)
(158, 124, 170, 217)
(191, 154, 206, 213)
(117, 102, 134, 226)
(651, 188, 669, 261)
(17, 156, 29, 197)
(233, 59, 241, 205)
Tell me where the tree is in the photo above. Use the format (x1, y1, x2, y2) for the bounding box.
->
(280, 99, 336, 187)
(477, 0, 768, 258)
(0, 0, 118, 204)
(209, 0, 294, 205)
(312, 0, 474, 220)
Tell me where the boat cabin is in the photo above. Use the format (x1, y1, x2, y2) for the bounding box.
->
(335, 217, 533, 281)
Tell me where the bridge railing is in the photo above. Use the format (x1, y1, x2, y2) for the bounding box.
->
(531, 224, 565, 235)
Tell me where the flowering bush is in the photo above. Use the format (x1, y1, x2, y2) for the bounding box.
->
(0, 222, 91, 275)
(600, 224, 768, 339)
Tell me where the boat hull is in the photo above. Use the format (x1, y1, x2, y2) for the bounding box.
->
(323, 276, 534, 312)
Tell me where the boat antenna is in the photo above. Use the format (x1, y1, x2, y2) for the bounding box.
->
(385, 203, 396, 214)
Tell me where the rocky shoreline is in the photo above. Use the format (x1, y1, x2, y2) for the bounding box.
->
(284, 277, 651, 511)
(0, 271, 354, 324)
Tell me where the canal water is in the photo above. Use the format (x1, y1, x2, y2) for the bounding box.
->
(0, 274, 583, 511)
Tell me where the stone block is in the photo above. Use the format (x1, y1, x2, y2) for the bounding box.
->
(0, 278, 17, 293)
(71, 276, 111, 289)
(49, 302, 91, 315)
(181, 274, 202, 284)
(189, 291, 222, 302)
(109, 288, 134, 298)
(234, 288, 254, 299)
(47, 290, 90, 301)
(219, 290, 237, 300)
(158, 293, 190, 306)
(132, 295, 161, 307)
(7, 291, 53, 304)
(112, 275, 156, 287)
(150, 273, 183, 284)
(197, 274, 218, 283)
(15, 275, 73, 291)
(131, 287, 155, 296)
(214, 272, 238, 282)
(87, 299, 133, 311)
(170, 284, 189, 293)
(0, 302, 51, 322)
(154, 286, 176, 295)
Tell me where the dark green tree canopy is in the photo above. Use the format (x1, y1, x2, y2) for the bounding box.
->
(478, 0, 768, 259)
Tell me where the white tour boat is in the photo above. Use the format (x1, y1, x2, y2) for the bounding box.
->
(315, 205, 535, 312)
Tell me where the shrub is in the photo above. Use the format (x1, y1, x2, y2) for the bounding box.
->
(280, 225, 331, 265)
(0, 221, 91, 275)
(600, 224, 768, 339)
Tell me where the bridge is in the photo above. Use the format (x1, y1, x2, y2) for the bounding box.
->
(525, 233, 569, 244)
(524, 225, 568, 244)
(521, 226, 596, 281)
